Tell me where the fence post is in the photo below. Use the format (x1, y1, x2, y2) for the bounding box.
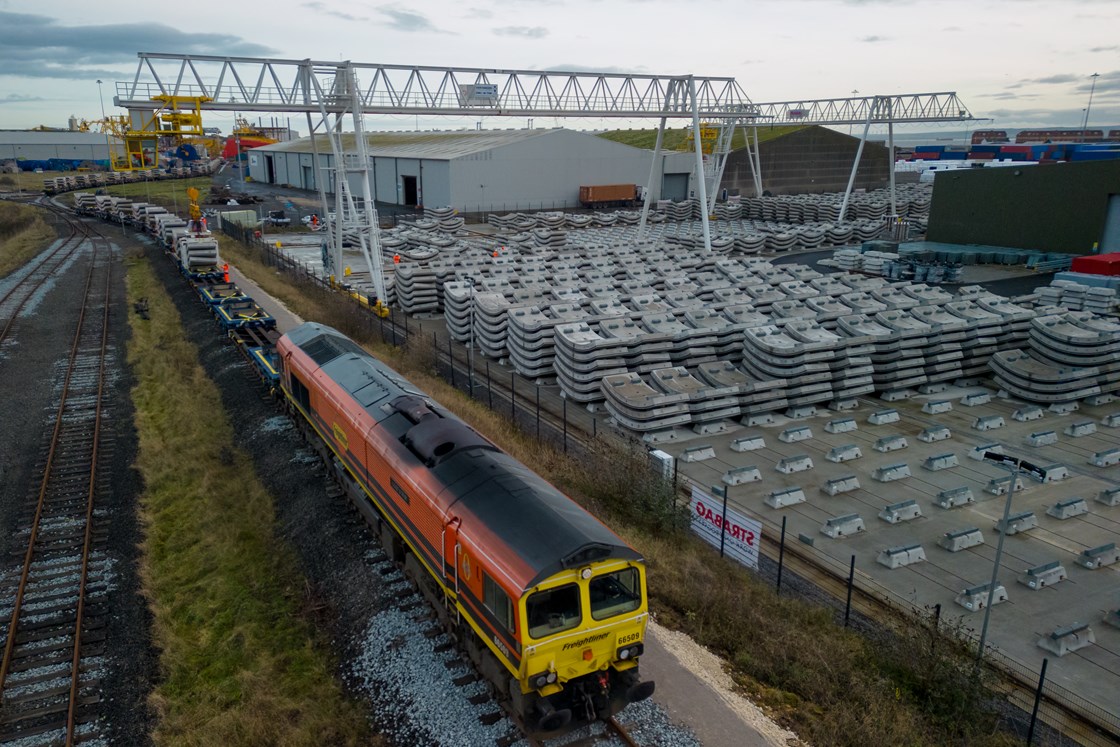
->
(717, 486, 729, 558)
(1026, 658, 1049, 746)
(510, 372, 515, 421)
(844, 555, 856, 627)
(776, 515, 787, 594)
(487, 362, 493, 408)
(562, 399, 568, 453)
(535, 385, 540, 441)
(379, 312, 385, 344)
(448, 337, 455, 388)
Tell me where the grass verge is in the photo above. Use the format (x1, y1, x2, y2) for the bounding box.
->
(71, 176, 215, 212)
(125, 255, 373, 746)
(0, 202, 55, 278)
(218, 236, 1019, 746)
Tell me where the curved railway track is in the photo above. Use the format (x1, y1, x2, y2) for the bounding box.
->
(0, 210, 114, 745)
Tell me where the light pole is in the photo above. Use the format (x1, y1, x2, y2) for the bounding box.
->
(977, 451, 1045, 662)
(96, 79, 111, 171)
(1082, 72, 1100, 135)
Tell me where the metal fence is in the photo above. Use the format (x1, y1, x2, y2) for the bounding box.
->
(217, 219, 1117, 747)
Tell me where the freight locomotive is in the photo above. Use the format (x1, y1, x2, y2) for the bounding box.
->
(276, 322, 655, 732)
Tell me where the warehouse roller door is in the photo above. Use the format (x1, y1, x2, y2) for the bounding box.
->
(662, 173, 689, 201)
(1101, 194, 1120, 253)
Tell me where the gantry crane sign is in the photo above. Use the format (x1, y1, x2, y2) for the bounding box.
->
(116, 53, 975, 305)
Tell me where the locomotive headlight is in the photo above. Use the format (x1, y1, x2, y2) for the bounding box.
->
(530, 670, 555, 690)
(546, 672, 557, 684)
(616, 643, 644, 661)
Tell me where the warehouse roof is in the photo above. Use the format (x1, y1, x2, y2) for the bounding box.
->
(257, 128, 564, 160)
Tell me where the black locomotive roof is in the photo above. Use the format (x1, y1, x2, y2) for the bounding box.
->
(285, 322, 641, 589)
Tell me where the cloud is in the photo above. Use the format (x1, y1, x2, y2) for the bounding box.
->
(0, 93, 45, 105)
(378, 7, 444, 32)
(543, 64, 649, 75)
(493, 26, 549, 38)
(978, 91, 1040, 101)
(0, 11, 275, 80)
(302, 1, 369, 21)
(465, 7, 494, 18)
(860, 35, 889, 43)
(1090, 45, 1118, 52)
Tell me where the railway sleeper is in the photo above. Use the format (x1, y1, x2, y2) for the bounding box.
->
(8, 642, 106, 673)
(0, 692, 100, 728)
(3, 676, 101, 707)
(11, 607, 107, 635)
(0, 709, 98, 744)
(5, 582, 107, 609)
(12, 625, 106, 648)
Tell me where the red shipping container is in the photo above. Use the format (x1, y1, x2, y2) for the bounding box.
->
(1071, 253, 1120, 276)
(967, 151, 995, 160)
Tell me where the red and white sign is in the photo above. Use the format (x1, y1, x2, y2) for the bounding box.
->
(689, 486, 761, 570)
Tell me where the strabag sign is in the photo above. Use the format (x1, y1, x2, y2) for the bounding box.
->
(689, 486, 761, 570)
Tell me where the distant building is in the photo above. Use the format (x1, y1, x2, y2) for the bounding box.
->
(246, 128, 696, 212)
(0, 131, 118, 167)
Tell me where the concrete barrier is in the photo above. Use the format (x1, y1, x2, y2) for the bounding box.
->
(1013, 405, 1045, 422)
(880, 389, 912, 402)
(1097, 486, 1120, 507)
(723, 465, 762, 486)
(1077, 543, 1120, 570)
(922, 452, 959, 472)
(1019, 560, 1066, 589)
(939, 527, 984, 552)
(935, 486, 974, 509)
(821, 513, 865, 539)
(1065, 420, 1097, 438)
(1037, 622, 1094, 657)
(1049, 401, 1079, 414)
(1102, 412, 1120, 428)
(877, 544, 927, 569)
(746, 413, 776, 426)
(955, 582, 1007, 612)
(1085, 393, 1116, 406)
(1046, 497, 1089, 520)
(765, 486, 807, 509)
(1089, 448, 1120, 467)
(776, 454, 814, 474)
(879, 499, 922, 524)
(821, 475, 860, 496)
(824, 417, 857, 434)
(1041, 464, 1069, 482)
(785, 405, 817, 419)
(680, 444, 716, 463)
(1025, 430, 1058, 447)
(872, 463, 912, 482)
(960, 391, 992, 407)
(730, 435, 766, 452)
(825, 444, 862, 463)
(973, 415, 1005, 431)
(918, 426, 952, 443)
(868, 409, 900, 425)
(779, 425, 813, 443)
(922, 400, 953, 415)
(1106, 610, 1120, 630)
(995, 510, 1037, 535)
(874, 435, 909, 453)
(986, 475, 1026, 495)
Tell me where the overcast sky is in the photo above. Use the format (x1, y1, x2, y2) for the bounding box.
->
(1, 0, 1117, 139)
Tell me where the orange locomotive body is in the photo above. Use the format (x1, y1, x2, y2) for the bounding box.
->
(276, 322, 654, 732)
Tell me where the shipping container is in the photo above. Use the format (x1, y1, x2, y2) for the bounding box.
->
(578, 184, 638, 207)
(1070, 254, 1120, 277)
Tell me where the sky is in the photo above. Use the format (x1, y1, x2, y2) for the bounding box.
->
(1, 0, 1118, 141)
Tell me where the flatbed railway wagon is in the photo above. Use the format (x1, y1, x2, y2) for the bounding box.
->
(276, 322, 655, 733)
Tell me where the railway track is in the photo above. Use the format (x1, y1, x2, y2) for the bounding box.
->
(0, 218, 114, 745)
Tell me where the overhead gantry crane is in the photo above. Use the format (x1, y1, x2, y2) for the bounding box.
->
(114, 53, 976, 309)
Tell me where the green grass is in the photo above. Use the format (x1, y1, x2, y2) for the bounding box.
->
(125, 256, 376, 747)
(76, 176, 214, 212)
(598, 124, 805, 151)
(0, 202, 54, 278)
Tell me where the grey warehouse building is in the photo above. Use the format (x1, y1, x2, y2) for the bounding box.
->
(0, 131, 119, 164)
(246, 128, 697, 212)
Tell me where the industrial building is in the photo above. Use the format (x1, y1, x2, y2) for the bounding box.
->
(246, 128, 697, 212)
(926, 159, 1120, 254)
(0, 131, 118, 169)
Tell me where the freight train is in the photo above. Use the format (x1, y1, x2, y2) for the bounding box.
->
(277, 322, 655, 732)
(65, 187, 655, 734)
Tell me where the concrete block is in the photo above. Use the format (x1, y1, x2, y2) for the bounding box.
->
(1089, 448, 1120, 467)
(960, 391, 992, 407)
(955, 582, 1007, 612)
(922, 452, 959, 471)
(1085, 393, 1116, 406)
(1046, 497, 1089, 521)
(880, 389, 912, 402)
(919, 382, 948, 394)
(821, 475, 860, 496)
(1024, 430, 1058, 448)
(1041, 464, 1069, 482)
(785, 405, 817, 419)
(680, 444, 716, 463)
(874, 435, 909, 453)
(746, 413, 776, 426)
(1064, 420, 1097, 438)
(872, 463, 912, 482)
(1019, 560, 1067, 589)
(730, 435, 766, 452)
(776, 454, 814, 474)
(1106, 610, 1120, 629)
(918, 426, 952, 443)
(922, 400, 953, 415)
(831, 398, 859, 411)
(1012, 405, 1045, 422)
(877, 544, 927, 569)
(765, 486, 807, 509)
(1097, 486, 1120, 507)
(995, 510, 1038, 535)
(973, 415, 1005, 431)
(939, 527, 984, 552)
(826, 444, 863, 463)
(986, 475, 1025, 495)
(723, 465, 762, 486)
(821, 513, 865, 539)
(1077, 543, 1120, 570)
(1037, 622, 1094, 657)
(879, 499, 922, 524)
(1102, 412, 1120, 428)
(935, 486, 975, 509)
(968, 442, 1003, 461)
(824, 417, 857, 434)
(1049, 401, 1079, 414)
(779, 425, 813, 443)
(868, 408, 900, 425)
